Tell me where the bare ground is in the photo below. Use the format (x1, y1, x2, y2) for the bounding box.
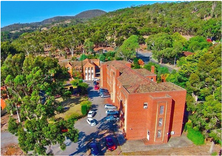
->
(121, 142, 221, 155)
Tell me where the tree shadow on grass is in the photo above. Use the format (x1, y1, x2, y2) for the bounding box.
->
(60, 97, 82, 107)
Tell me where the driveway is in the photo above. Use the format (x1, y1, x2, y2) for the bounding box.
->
(52, 81, 119, 155)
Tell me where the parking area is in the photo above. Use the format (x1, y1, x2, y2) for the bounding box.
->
(51, 80, 122, 155)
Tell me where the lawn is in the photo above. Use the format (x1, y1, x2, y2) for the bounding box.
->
(54, 96, 88, 120)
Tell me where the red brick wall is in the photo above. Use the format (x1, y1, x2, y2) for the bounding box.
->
(124, 90, 186, 144)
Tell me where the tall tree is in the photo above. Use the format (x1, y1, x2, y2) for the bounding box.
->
(117, 35, 139, 60)
(83, 39, 94, 54)
(2, 54, 78, 154)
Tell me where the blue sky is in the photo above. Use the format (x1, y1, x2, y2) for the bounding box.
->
(1, 1, 169, 27)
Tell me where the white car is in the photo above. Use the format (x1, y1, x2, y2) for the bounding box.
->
(105, 104, 117, 109)
(106, 110, 119, 115)
(87, 110, 96, 118)
(93, 78, 100, 81)
(87, 118, 97, 126)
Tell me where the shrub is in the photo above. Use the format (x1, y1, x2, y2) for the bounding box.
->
(71, 56, 77, 61)
(8, 117, 19, 135)
(79, 54, 87, 61)
(81, 104, 87, 115)
(67, 113, 83, 122)
(187, 127, 205, 145)
(78, 82, 88, 95)
(80, 101, 92, 111)
(99, 54, 106, 62)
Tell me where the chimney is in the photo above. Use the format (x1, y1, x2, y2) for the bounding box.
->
(151, 66, 155, 73)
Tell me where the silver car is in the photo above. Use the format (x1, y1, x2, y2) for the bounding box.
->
(106, 110, 119, 115)
(104, 104, 117, 109)
(87, 110, 96, 118)
(100, 93, 110, 98)
(86, 118, 97, 126)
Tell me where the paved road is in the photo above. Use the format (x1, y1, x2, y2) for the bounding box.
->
(1, 131, 19, 148)
(136, 51, 176, 72)
(52, 81, 118, 155)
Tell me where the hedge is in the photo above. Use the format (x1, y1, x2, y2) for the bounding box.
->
(81, 105, 87, 115)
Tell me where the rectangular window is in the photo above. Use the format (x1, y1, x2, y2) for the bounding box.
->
(151, 78, 153, 81)
(160, 106, 164, 114)
(143, 103, 148, 109)
(158, 118, 163, 126)
(157, 130, 161, 138)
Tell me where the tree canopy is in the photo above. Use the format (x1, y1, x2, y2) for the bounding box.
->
(166, 43, 221, 143)
(117, 35, 139, 60)
(1, 54, 78, 154)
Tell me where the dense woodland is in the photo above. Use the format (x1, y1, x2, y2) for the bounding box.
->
(1, 1, 222, 152)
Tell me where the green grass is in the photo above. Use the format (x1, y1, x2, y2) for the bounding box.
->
(187, 127, 205, 145)
(55, 96, 83, 120)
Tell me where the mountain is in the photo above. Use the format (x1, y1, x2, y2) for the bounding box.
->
(1, 9, 106, 41)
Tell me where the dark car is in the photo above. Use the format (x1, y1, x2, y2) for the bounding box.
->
(99, 88, 108, 94)
(89, 142, 100, 156)
(105, 137, 117, 151)
(93, 81, 98, 86)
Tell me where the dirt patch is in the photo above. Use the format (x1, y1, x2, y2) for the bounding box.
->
(122, 142, 221, 155)
(182, 35, 194, 40)
(1, 143, 23, 156)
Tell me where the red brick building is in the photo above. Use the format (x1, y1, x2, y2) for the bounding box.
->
(100, 61, 186, 145)
(59, 59, 100, 80)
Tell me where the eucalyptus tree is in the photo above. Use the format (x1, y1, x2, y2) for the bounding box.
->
(2, 54, 78, 154)
(117, 35, 139, 60)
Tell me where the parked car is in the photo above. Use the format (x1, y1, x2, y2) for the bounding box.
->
(87, 118, 97, 126)
(106, 110, 119, 115)
(106, 115, 119, 122)
(87, 110, 96, 118)
(99, 88, 108, 92)
(60, 126, 68, 133)
(105, 137, 117, 151)
(99, 89, 109, 95)
(89, 142, 100, 156)
(93, 78, 100, 82)
(94, 85, 99, 90)
(105, 104, 117, 109)
(93, 81, 98, 86)
(100, 93, 110, 98)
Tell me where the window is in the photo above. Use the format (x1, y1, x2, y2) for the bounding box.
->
(143, 103, 148, 109)
(88, 67, 90, 70)
(85, 73, 87, 76)
(158, 118, 163, 126)
(157, 130, 161, 138)
(160, 106, 164, 114)
(151, 78, 153, 81)
(91, 67, 93, 70)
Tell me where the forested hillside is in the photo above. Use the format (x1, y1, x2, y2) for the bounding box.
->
(1, 0, 222, 147)
(1, 9, 106, 41)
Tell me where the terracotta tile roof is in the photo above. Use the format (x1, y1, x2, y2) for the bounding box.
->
(103, 61, 130, 72)
(58, 59, 99, 68)
(133, 69, 156, 76)
(133, 82, 184, 93)
(116, 63, 184, 93)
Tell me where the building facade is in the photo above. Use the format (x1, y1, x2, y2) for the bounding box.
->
(59, 59, 100, 80)
(100, 61, 186, 145)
